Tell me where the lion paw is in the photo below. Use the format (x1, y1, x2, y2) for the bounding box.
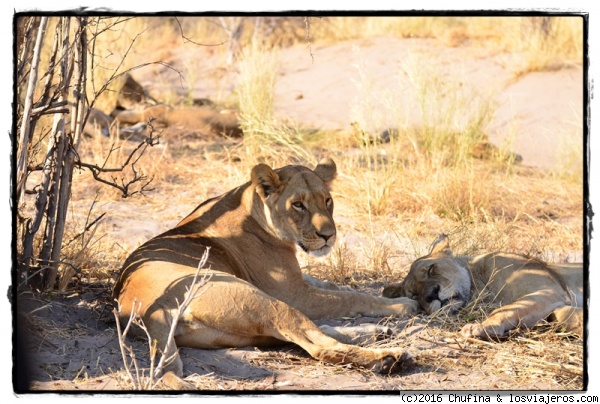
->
(461, 323, 484, 339)
(392, 297, 421, 317)
(159, 371, 196, 390)
(461, 323, 504, 341)
(372, 351, 414, 374)
(376, 325, 394, 340)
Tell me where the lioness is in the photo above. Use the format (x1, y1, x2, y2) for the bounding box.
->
(382, 235, 583, 340)
(113, 158, 419, 388)
(113, 104, 242, 138)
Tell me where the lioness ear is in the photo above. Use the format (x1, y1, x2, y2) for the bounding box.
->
(382, 282, 406, 298)
(429, 234, 452, 256)
(251, 164, 282, 200)
(313, 157, 337, 183)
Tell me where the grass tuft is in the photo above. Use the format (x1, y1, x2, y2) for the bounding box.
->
(235, 41, 316, 167)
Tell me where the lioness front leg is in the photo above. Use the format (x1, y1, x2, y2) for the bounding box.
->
(303, 273, 353, 291)
(292, 285, 420, 320)
(318, 323, 393, 345)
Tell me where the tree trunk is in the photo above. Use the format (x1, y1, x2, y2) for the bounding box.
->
(45, 17, 88, 290)
(16, 16, 47, 206)
(17, 16, 155, 291)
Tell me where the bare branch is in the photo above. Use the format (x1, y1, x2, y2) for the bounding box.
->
(17, 257, 81, 290)
(90, 61, 183, 110)
(304, 17, 315, 64)
(16, 17, 37, 83)
(75, 129, 159, 198)
(86, 16, 137, 42)
(37, 20, 61, 108)
(154, 248, 212, 379)
(88, 17, 183, 111)
(31, 100, 70, 117)
(113, 300, 142, 390)
(63, 212, 106, 248)
(17, 16, 172, 291)
(172, 17, 228, 47)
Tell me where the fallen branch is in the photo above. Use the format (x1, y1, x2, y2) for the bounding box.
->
(507, 354, 583, 376)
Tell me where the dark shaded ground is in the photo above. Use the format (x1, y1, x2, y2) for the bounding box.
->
(17, 284, 583, 392)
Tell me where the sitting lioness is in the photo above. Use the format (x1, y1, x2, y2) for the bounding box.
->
(113, 158, 419, 388)
(382, 235, 583, 340)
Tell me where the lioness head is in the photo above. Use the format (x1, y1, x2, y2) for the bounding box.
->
(251, 158, 337, 257)
(383, 235, 471, 314)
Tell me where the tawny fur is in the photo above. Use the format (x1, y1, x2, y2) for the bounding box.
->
(383, 235, 583, 340)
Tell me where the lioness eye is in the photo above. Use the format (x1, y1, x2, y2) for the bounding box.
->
(292, 201, 305, 211)
(427, 264, 435, 276)
(325, 198, 333, 208)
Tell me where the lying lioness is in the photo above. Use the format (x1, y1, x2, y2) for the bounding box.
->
(382, 235, 583, 340)
(113, 158, 419, 388)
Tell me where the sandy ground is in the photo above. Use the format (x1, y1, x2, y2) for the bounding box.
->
(15, 36, 585, 394)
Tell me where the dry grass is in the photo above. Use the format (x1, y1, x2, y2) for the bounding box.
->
(399, 51, 497, 165)
(79, 14, 584, 74)
(330, 45, 510, 223)
(550, 111, 585, 184)
(234, 40, 318, 168)
(309, 16, 583, 74)
(500, 17, 585, 78)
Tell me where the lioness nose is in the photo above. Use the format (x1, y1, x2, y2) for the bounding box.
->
(316, 231, 335, 242)
(424, 285, 441, 303)
(312, 213, 335, 242)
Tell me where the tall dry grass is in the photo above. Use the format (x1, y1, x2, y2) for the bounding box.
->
(310, 16, 440, 43)
(550, 111, 584, 184)
(235, 41, 316, 167)
(338, 46, 403, 218)
(499, 16, 585, 77)
(336, 46, 503, 223)
(399, 51, 497, 167)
